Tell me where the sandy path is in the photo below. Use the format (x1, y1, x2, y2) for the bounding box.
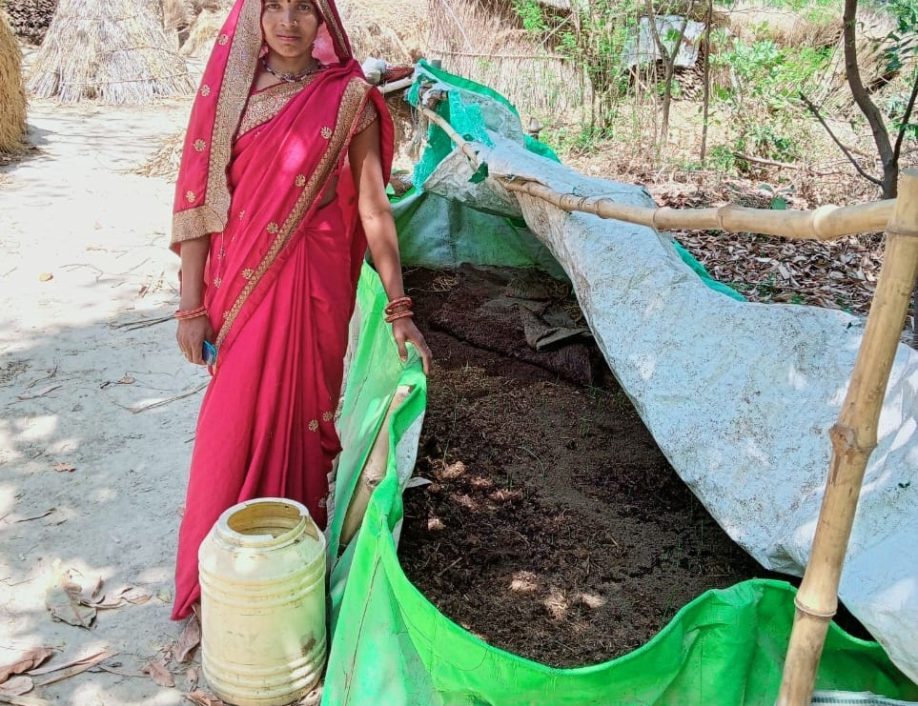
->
(0, 98, 205, 705)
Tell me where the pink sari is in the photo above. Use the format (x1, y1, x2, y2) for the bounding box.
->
(169, 0, 394, 620)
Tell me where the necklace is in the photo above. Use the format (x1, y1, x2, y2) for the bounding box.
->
(261, 56, 320, 83)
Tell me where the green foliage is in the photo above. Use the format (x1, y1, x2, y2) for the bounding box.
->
(512, 0, 548, 33)
(713, 39, 831, 111)
(884, 0, 918, 32)
(541, 123, 616, 154)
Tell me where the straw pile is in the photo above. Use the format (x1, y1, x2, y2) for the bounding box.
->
(338, 0, 426, 62)
(0, 0, 58, 44)
(28, 0, 195, 103)
(427, 0, 588, 119)
(135, 129, 185, 180)
(181, 7, 230, 57)
(0, 10, 27, 154)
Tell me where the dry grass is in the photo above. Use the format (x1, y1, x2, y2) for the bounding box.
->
(181, 7, 229, 57)
(135, 130, 185, 180)
(28, 0, 195, 103)
(727, 2, 841, 49)
(338, 0, 427, 61)
(427, 0, 589, 119)
(0, 11, 27, 154)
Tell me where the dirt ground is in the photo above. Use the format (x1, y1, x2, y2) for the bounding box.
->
(0, 98, 207, 705)
(398, 267, 870, 667)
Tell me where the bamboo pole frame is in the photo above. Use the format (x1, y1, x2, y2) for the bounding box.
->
(417, 106, 895, 240)
(777, 170, 918, 705)
(416, 104, 918, 703)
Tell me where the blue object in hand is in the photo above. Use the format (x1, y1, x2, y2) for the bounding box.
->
(203, 340, 218, 366)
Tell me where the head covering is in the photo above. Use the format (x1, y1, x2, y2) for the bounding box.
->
(171, 0, 361, 249)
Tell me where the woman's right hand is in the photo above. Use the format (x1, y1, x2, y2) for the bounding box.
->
(176, 315, 216, 366)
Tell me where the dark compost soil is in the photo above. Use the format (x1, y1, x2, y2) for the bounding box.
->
(397, 266, 866, 669)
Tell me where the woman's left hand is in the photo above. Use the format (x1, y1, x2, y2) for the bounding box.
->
(391, 318, 432, 376)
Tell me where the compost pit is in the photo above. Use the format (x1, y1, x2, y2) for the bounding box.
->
(397, 265, 864, 668)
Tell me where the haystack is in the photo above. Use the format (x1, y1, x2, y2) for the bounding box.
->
(0, 0, 58, 45)
(338, 0, 426, 62)
(28, 0, 194, 103)
(180, 7, 230, 57)
(0, 10, 27, 154)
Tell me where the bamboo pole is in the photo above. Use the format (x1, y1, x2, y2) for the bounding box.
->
(776, 168, 918, 706)
(416, 106, 895, 240)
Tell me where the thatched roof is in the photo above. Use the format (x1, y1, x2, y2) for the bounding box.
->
(0, 0, 57, 45)
(28, 0, 194, 103)
(0, 10, 27, 153)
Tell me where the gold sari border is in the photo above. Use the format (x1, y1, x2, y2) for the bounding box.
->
(215, 78, 371, 350)
(205, 0, 262, 238)
(171, 205, 227, 250)
(237, 79, 313, 138)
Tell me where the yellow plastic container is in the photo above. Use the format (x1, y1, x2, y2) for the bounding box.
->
(198, 498, 326, 706)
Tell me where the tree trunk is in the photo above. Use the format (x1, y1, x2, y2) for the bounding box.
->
(843, 0, 896, 198)
(699, 0, 713, 163)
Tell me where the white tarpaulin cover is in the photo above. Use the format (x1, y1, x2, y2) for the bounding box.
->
(413, 89, 918, 682)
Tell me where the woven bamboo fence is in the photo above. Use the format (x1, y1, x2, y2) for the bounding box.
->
(420, 104, 918, 706)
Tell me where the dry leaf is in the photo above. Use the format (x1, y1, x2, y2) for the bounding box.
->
(120, 587, 152, 605)
(0, 677, 34, 696)
(52, 463, 76, 473)
(14, 509, 54, 524)
(175, 618, 201, 663)
(142, 661, 174, 688)
(0, 648, 54, 683)
(184, 667, 199, 692)
(16, 385, 62, 400)
(86, 577, 104, 604)
(184, 689, 225, 706)
(45, 580, 96, 628)
(90, 585, 151, 609)
(117, 375, 136, 385)
(29, 649, 114, 685)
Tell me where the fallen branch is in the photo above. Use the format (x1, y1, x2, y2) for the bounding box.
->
(131, 382, 208, 414)
(799, 92, 883, 187)
(110, 315, 173, 331)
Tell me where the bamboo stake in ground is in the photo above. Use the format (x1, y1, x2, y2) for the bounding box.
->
(776, 168, 918, 706)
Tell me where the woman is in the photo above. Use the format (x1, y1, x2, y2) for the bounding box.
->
(169, 0, 431, 621)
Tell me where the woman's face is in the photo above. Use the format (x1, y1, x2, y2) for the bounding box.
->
(262, 0, 321, 63)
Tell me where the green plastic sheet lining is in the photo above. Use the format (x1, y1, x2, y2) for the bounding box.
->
(403, 61, 744, 301)
(321, 265, 918, 705)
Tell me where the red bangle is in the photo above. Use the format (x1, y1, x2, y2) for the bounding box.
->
(385, 310, 414, 323)
(385, 296, 413, 314)
(175, 305, 207, 320)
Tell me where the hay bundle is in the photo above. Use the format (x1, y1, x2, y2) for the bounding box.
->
(28, 0, 194, 103)
(180, 7, 230, 57)
(338, 0, 426, 62)
(817, 9, 909, 112)
(428, 0, 589, 119)
(136, 129, 185, 180)
(0, 11, 27, 154)
(163, 0, 194, 34)
(0, 0, 58, 45)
